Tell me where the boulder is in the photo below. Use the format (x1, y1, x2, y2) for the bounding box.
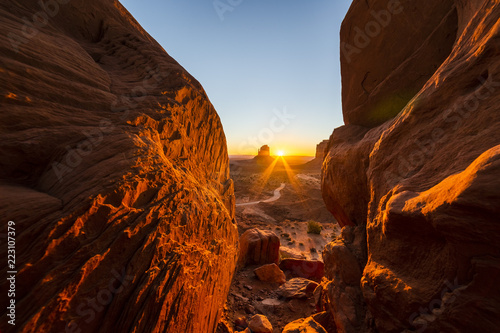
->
(238, 229, 280, 268)
(322, 0, 500, 332)
(282, 317, 328, 333)
(248, 314, 273, 333)
(0, 1, 238, 332)
(277, 278, 319, 299)
(254, 264, 286, 284)
(279, 259, 325, 281)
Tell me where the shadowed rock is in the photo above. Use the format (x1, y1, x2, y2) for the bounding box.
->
(0, 1, 238, 332)
(323, 0, 500, 332)
(254, 263, 286, 284)
(279, 258, 325, 282)
(238, 228, 280, 268)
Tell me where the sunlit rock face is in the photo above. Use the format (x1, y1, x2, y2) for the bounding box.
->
(322, 0, 500, 332)
(258, 145, 271, 157)
(0, 1, 238, 332)
(315, 140, 329, 160)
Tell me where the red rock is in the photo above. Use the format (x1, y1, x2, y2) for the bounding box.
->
(0, 1, 238, 332)
(316, 140, 330, 160)
(282, 317, 328, 333)
(248, 314, 273, 333)
(238, 229, 280, 268)
(253, 263, 286, 284)
(340, 0, 457, 127)
(322, 0, 500, 332)
(235, 316, 248, 330)
(277, 278, 319, 299)
(279, 258, 325, 281)
(322, 239, 365, 332)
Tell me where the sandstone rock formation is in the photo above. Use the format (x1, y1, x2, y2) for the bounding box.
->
(315, 140, 329, 160)
(323, 0, 500, 332)
(258, 145, 271, 157)
(238, 229, 280, 268)
(253, 264, 286, 284)
(248, 314, 273, 333)
(340, 0, 458, 127)
(0, 1, 238, 332)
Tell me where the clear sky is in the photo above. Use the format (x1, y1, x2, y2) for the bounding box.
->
(120, 0, 352, 156)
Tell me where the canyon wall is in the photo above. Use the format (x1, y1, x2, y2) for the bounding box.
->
(0, 1, 238, 332)
(322, 0, 500, 332)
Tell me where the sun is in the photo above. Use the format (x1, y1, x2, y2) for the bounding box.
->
(277, 150, 285, 157)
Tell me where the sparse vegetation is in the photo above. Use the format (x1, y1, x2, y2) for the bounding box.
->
(307, 220, 322, 234)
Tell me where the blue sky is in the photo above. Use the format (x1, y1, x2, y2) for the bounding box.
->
(120, 0, 352, 156)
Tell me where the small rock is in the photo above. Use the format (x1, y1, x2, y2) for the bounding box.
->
(244, 285, 253, 291)
(233, 293, 249, 303)
(282, 317, 327, 333)
(277, 278, 319, 299)
(254, 263, 286, 284)
(248, 314, 273, 333)
(245, 304, 255, 314)
(261, 298, 282, 306)
(235, 317, 247, 329)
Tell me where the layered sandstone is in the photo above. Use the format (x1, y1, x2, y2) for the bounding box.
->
(323, 0, 500, 332)
(315, 140, 329, 160)
(0, 1, 238, 332)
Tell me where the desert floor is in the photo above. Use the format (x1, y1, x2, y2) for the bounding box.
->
(219, 156, 340, 332)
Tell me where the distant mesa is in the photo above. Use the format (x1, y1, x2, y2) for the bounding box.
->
(253, 145, 274, 166)
(258, 145, 271, 157)
(315, 140, 329, 160)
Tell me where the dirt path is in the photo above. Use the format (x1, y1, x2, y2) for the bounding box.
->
(236, 183, 286, 207)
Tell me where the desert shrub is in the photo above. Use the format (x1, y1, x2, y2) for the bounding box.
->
(307, 220, 322, 234)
